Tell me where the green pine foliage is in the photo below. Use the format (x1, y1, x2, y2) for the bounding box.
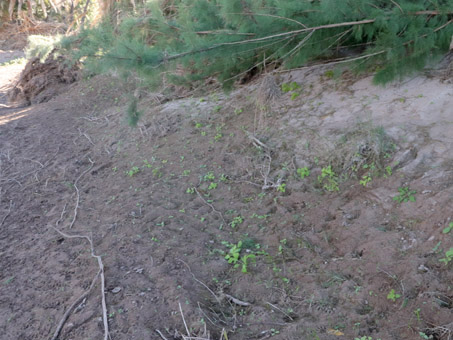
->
(61, 0, 453, 89)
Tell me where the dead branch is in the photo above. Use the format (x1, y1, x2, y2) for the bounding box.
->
(224, 294, 251, 307)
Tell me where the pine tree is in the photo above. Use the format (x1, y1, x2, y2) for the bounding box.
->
(62, 0, 453, 88)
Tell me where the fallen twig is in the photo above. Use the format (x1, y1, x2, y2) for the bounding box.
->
(224, 294, 251, 307)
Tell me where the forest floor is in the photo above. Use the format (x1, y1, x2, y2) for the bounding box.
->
(0, 44, 452, 340)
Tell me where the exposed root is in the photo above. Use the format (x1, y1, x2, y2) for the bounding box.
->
(177, 259, 222, 305)
(74, 128, 95, 146)
(69, 159, 94, 229)
(156, 329, 170, 340)
(55, 203, 67, 227)
(50, 157, 108, 339)
(247, 133, 283, 190)
(194, 188, 226, 226)
(424, 322, 453, 340)
(179, 302, 191, 338)
(51, 226, 109, 340)
(0, 200, 13, 227)
(50, 270, 100, 340)
(7, 52, 79, 106)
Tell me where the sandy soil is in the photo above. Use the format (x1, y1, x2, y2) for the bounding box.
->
(0, 49, 452, 340)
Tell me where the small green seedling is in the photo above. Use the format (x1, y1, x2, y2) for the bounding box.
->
(281, 81, 300, 93)
(277, 183, 286, 193)
(318, 165, 339, 192)
(419, 332, 433, 339)
(360, 174, 372, 187)
(414, 308, 421, 321)
(225, 241, 242, 265)
(393, 187, 416, 203)
(203, 171, 215, 181)
(230, 216, 244, 228)
(439, 247, 453, 265)
(126, 166, 140, 177)
(208, 182, 218, 190)
(3, 276, 14, 285)
(442, 222, 453, 234)
(387, 289, 401, 302)
(241, 254, 256, 273)
(290, 92, 300, 100)
(186, 187, 195, 194)
(324, 70, 334, 78)
(297, 167, 310, 179)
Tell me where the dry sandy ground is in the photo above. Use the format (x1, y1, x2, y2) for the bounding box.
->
(0, 50, 452, 340)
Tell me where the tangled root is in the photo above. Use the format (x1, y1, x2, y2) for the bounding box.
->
(8, 52, 79, 106)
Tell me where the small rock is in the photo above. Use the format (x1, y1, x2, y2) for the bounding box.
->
(134, 267, 144, 274)
(418, 264, 429, 273)
(392, 148, 417, 169)
(294, 157, 310, 169)
(111, 287, 122, 294)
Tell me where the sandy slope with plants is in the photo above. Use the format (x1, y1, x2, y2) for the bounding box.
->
(0, 49, 452, 340)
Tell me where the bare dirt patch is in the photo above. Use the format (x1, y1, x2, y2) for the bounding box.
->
(0, 53, 452, 340)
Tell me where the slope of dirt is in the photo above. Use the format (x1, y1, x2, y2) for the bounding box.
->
(0, 52, 452, 340)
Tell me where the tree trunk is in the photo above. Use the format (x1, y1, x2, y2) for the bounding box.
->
(26, 0, 34, 19)
(17, 0, 23, 20)
(48, 0, 59, 14)
(8, 0, 17, 21)
(39, 0, 47, 18)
